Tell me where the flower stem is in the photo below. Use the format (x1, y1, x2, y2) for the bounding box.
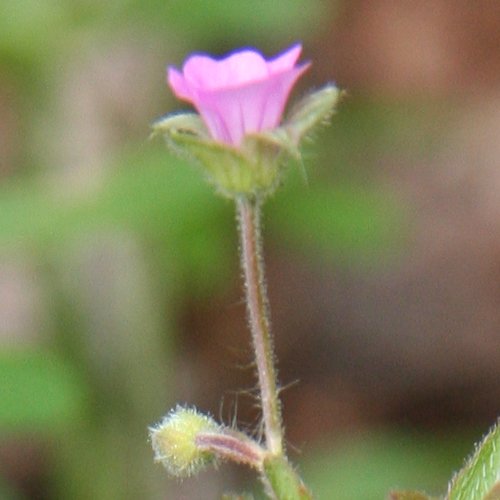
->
(195, 430, 265, 470)
(236, 196, 283, 456)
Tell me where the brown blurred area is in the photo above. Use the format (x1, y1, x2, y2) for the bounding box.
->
(319, 0, 500, 94)
(180, 0, 500, 448)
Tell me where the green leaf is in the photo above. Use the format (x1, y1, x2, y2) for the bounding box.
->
(0, 350, 87, 433)
(447, 420, 500, 500)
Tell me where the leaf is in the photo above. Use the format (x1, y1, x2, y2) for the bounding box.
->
(447, 420, 500, 500)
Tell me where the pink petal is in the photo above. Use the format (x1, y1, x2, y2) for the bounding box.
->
(217, 50, 268, 87)
(193, 104, 233, 144)
(199, 84, 268, 144)
(267, 44, 303, 75)
(192, 63, 309, 145)
(167, 67, 192, 100)
(166, 43, 310, 145)
(183, 50, 268, 90)
(257, 63, 311, 130)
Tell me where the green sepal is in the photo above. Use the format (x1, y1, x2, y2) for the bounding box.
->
(152, 114, 292, 199)
(151, 112, 210, 141)
(446, 420, 500, 500)
(282, 84, 342, 146)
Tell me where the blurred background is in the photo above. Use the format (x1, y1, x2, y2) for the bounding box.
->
(0, 1, 499, 498)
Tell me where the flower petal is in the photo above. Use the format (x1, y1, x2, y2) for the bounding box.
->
(256, 63, 311, 131)
(192, 64, 308, 145)
(183, 50, 268, 90)
(267, 44, 303, 75)
(167, 43, 310, 145)
(167, 67, 192, 100)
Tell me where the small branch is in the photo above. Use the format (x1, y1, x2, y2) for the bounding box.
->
(196, 431, 265, 470)
(236, 197, 283, 456)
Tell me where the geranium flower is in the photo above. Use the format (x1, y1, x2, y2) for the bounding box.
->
(156, 44, 339, 198)
(167, 44, 310, 146)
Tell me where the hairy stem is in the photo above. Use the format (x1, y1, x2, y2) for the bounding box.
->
(236, 196, 283, 456)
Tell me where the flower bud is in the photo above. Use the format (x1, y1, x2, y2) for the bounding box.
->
(149, 406, 219, 477)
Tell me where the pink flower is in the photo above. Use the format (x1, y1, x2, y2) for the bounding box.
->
(167, 44, 310, 146)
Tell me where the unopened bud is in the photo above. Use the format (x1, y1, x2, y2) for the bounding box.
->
(149, 406, 219, 477)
